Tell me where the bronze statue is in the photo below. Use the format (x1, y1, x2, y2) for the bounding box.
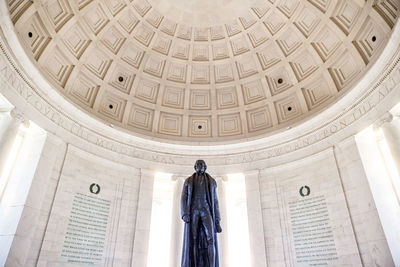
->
(181, 160, 222, 267)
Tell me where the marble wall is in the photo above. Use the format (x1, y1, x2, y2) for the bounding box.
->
(256, 138, 395, 267)
(1, 132, 395, 267)
(36, 145, 141, 267)
(259, 148, 360, 266)
(335, 136, 394, 267)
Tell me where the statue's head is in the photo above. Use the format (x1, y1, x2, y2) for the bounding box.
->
(194, 160, 207, 174)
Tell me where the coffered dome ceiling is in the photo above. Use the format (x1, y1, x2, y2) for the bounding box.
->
(6, 0, 399, 142)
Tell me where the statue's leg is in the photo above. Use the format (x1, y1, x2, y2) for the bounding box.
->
(201, 210, 215, 267)
(193, 238, 198, 267)
(191, 211, 200, 267)
(207, 239, 215, 267)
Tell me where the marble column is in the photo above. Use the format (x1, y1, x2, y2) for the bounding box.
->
(131, 169, 154, 267)
(0, 108, 29, 175)
(245, 170, 268, 267)
(375, 112, 400, 175)
(169, 175, 184, 267)
(218, 176, 229, 267)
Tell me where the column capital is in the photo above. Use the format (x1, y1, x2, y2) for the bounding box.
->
(10, 108, 30, 127)
(219, 176, 227, 182)
(373, 112, 393, 131)
(174, 175, 186, 182)
(0, 107, 13, 113)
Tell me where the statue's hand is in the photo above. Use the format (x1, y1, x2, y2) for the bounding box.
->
(215, 221, 222, 233)
(182, 215, 190, 223)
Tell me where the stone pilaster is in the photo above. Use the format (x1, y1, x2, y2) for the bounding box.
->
(244, 170, 268, 267)
(131, 169, 154, 267)
(217, 176, 229, 267)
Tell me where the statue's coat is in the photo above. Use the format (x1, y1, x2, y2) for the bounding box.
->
(181, 172, 221, 267)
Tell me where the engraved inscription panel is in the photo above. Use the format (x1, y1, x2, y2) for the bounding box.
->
(61, 193, 110, 265)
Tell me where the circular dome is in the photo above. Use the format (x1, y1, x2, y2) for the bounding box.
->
(6, 0, 399, 143)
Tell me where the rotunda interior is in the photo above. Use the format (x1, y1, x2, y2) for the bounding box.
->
(0, 0, 400, 266)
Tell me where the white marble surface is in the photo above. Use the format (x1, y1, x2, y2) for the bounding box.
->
(0, 6, 397, 264)
(131, 169, 154, 267)
(351, 132, 398, 267)
(36, 145, 140, 267)
(0, 134, 396, 267)
(1, 125, 47, 267)
(243, 171, 267, 267)
(259, 148, 363, 266)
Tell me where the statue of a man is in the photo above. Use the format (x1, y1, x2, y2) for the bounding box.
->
(181, 160, 222, 267)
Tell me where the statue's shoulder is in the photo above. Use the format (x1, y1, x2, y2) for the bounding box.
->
(206, 174, 217, 185)
(184, 174, 195, 184)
